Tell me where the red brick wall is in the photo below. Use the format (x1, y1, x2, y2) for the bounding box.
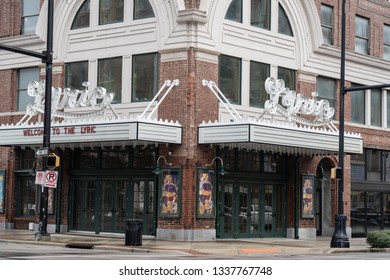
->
(0, 0, 20, 37)
(158, 49, 218, 230)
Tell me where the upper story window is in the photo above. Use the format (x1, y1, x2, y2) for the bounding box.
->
(320, 4, 333, 45)
(17, 68, 39, 112)
(98, 57, 122, 103)
(278, 4, 292, 36)
(219, 55, 241, 105)
(384, 24, 390, 60)
(316, 76, 336, 118)
(99, 0, 124, 25)
(132, 53, 158, 102)
(351, 149, 390, 182)
(134, 0, 155, 20)
(225, 0, 242, 23)
(71, 0, 90, 30)
(355, 16, 369, 55)
(370, 89, 382, 127)
(277, 67, 295, 90)
(251, 0, 271, 30)
(250, 61, 270, 108)
(65, 61, 89, 90)
(21, 0, 40, 35)
(351, 84, 365, 124)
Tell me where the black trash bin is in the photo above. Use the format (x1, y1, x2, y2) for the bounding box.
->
(125, 219, 143, 246)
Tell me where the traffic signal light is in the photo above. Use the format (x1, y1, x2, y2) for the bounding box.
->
(46, 153, 60, 169)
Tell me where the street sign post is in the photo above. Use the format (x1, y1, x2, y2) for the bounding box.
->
(35, 148, 49, 157)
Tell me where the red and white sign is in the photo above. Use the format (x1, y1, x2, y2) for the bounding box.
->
(35, 171, 45, 185)
(44, 171, 58, 188)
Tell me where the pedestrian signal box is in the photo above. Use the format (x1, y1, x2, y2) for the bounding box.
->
(47, 153, 60, 169)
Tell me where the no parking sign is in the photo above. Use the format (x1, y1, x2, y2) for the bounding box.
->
(44, 171, 58, 188)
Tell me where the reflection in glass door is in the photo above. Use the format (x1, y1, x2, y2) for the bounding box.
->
(218, 181, 285, 238)
(71, 180, 97, 232)
(264, 185, 284, 237)
(101, 180, 127, 233)
(70, 178, 155, 235)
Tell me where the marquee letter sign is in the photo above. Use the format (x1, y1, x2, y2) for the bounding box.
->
(262, 77, 335, 127)
(17, 81, 117, 125)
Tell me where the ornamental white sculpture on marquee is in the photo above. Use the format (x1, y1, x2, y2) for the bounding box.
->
(17, 80, 118, 125)
(258, 77, 337, 130)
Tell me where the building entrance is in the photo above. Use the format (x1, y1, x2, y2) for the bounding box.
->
(217, 180, 286, 238)
(69, 177, 156, 235)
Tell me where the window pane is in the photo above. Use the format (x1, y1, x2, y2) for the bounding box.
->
(22, 15, 39, 34)
(317, 76, 336, 100)
(18, 178, 37, 217)
(251, 0, 270, 30)
(22, 0, 40, 16)
(132, 53, 158, 102)
(356, 16, 369, 38)
(71, 0, 90, 30)
(98, 57, 122, 103)
(316, 76, 336, 118)
(99, 0, 124, 25)
(351, 88, 365, 124)
(355, 37, 368, 54)
(320, 5, 333, 26)
(367, 149, 381, 181)
(134, 0, 154, 20)
(384, 152, 390, 182)
(277, 67, 295, 90)
(219, 55, 241, 104)
(355, 16, 369, 54)
(387, 92, 390, 127)
(250, 61, 269, 108)
(278, 4, 292, 36)
(65, 61, 89, 90)
(370, 89, 381, 127)
(21, 0, 40, 35)
(384, 25, 390, 60)
(18, 68, 39, 111)
(321, 4, 333, 44)
(351, 153, 365, 181)
(384, 45, 390, 61)
(225, 0, 242, 23)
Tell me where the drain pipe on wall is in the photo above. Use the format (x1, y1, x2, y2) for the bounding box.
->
(294, 156, 301, 239)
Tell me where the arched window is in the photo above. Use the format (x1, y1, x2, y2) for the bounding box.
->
(251, 0, 270, 30)
(134, 0, 155, 20)
(225, 0, 242, 23)
(278, 4, 293, 36)
(71, 0, 90, 30)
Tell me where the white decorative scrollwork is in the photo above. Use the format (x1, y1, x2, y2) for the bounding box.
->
(17, 80, 116, 125)
(261, 77, 335, 127)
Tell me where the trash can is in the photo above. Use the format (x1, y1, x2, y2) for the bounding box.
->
(125, 219, 143, 246)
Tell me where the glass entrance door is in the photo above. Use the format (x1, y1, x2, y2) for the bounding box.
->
(70, 177, 155, 235)
(101, 180, 127, 233)
(71, 180, 97, 232)
(218, 181, 285, 238)
(263, 184, 285, 237)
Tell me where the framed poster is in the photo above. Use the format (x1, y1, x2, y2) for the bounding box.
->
(0, 170, 5, 214)
(302, 174, 315, 218)
(159, 168, 181, 218)
(196, 169, 216, 218)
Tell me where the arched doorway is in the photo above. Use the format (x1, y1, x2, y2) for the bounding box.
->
(315, 159, 334, 236)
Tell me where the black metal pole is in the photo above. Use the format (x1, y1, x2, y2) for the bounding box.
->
(37, 0, 54, 238)
(331, 0, 350, 248)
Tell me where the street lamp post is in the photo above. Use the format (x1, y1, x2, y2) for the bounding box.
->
(37, 0, 54, 238)
(0, 0, 54, 238)
(331, 0, 390, 248)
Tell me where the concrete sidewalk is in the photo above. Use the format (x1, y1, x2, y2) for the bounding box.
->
(0, 229, 383, 257)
